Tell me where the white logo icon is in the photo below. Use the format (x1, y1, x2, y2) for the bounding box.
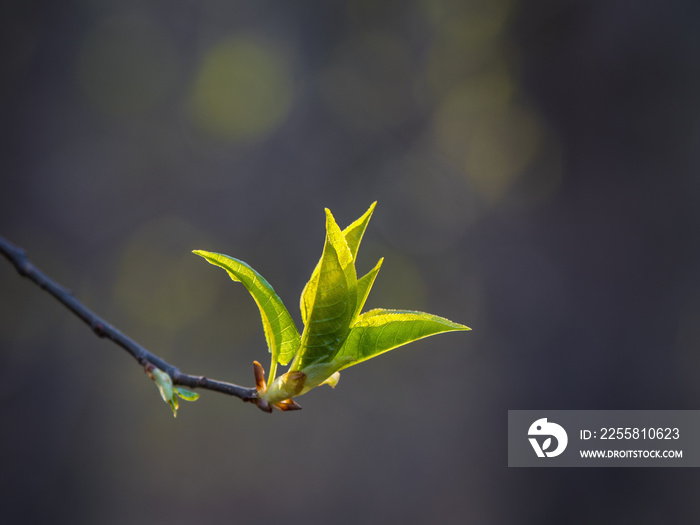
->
(528, 418, 568, 457)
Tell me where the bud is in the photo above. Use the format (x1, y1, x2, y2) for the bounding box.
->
(296, 356, 354, 394)
(145, 364, 199, 417)
(261, 370, 306, 405)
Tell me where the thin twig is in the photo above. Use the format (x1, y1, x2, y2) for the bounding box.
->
(0, 234, 257, 402)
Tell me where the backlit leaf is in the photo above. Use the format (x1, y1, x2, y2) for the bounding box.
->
(353, 257, 383, 322)
(300, 202, 375, 325)
(192, 250, 300, 367)
(192, 203, 470, 411)
(293, 209, 357, 370)
(342, 201, 376, 260)
(335, 309, 470, 371)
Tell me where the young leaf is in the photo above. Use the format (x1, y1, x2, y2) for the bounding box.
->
(293, 209, 357, 370)
(191, 203, 470, 412)
(174, 387, 200, 401)
(300, 202, 376, 325)
(320, 371, 340, 388)
(353, 257, 383, 322)
(334, 309, 470, 371)
(146, 365, 200, 417)
(150, 367, 174, 404)
(192, 250, 300, 367)
(342, 201, 376, 260)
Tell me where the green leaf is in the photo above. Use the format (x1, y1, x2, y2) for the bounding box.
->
(320, 371, 340, 388)
(192, 250, 300, 367)
(148, 366, 180, 417)
(342, 201, 376, 260)
(353, 257, 383, 322)
(335, 309, 470, 371)
(300, 202, 375, 326)
(293, 209, 357, 370)
(190, 203, 470, 410)
(150, 367, 174, 403)
(174, 387, 200, 401)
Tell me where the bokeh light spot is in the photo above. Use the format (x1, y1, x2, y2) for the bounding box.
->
(188, 36, 293, 141)
(424, 3, 511, 99)
(462, 106, 543, 202)
(434, 68, 544, 203)
(432, 65, 515, 170)
(114, 217, 221, 334)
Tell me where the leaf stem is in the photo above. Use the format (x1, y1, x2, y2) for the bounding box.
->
(266, 357, 278, 388)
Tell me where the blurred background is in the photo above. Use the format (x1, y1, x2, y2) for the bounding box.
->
(1, 0, 700, 523)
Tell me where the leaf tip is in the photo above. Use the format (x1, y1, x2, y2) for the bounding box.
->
(324, 206, 343, 223)
(445, 322, 471, 332)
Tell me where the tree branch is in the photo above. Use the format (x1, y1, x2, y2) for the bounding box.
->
(0, 234, 257, 403)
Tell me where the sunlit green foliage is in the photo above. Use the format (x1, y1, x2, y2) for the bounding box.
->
(194, 203, 469, 411)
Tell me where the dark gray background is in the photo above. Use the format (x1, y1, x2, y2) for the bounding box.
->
(2, 0, 700, 523)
